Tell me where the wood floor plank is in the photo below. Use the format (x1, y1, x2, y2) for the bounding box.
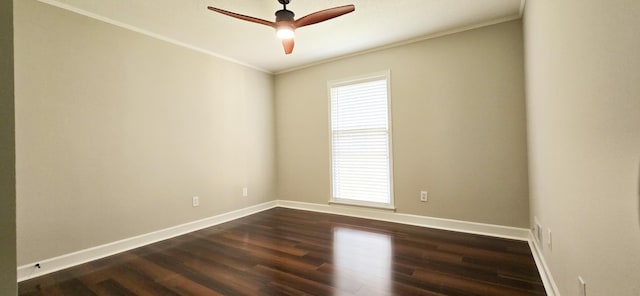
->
(19, 208, 546, 295)
(95, 279, 137, 296)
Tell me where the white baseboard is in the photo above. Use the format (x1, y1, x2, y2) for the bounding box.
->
(528, 231, 561, 296)
(17, 200, 278, 282)
(18, 198, 558, 295)
(276, 200, 530, 241)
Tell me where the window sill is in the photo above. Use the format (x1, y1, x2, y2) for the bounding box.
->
(328, 200, 396, 212)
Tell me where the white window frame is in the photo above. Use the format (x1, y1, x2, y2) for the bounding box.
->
(327, 71, 395, 210)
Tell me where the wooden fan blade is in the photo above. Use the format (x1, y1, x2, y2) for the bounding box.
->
(282, 38, 295, 55)
(207, 6, 276, 28)
(294, 5, 355, 28)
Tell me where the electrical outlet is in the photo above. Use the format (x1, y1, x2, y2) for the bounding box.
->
(192, 196, 199, 207)
(420, 191, 428, 202)
(242, 187, 248, 197)
(535, 223, 542, 243)
(547, 228, 552, 249)
(578, 276, 586, 296)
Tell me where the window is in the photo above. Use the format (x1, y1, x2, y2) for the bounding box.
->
(329, 71, 394, 208)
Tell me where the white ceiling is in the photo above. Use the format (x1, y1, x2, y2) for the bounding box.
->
(39, 0, 524, 73)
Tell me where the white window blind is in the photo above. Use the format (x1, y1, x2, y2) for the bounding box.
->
(329, 72, 393, 207)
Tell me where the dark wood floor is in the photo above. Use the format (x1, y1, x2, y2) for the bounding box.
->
(19, 208, 546, 296)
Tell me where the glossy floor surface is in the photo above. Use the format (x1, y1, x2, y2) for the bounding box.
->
(19, 208, 546, 295)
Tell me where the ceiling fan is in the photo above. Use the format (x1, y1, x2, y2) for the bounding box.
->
(207, 0, 355, 55)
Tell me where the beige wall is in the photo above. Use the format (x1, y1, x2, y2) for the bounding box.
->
(276, 21, 529, 227)
(524, 0, 640, 295)
(14, 0, 275, 265)
(1, 0, 17, 294)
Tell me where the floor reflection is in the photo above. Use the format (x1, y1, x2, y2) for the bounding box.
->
(333, 227, 392, 295)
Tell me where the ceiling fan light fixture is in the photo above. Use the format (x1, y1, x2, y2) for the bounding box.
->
(276, 26, 295, 39)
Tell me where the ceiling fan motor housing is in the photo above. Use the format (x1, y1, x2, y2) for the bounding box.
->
(275, 9, 295, 22)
